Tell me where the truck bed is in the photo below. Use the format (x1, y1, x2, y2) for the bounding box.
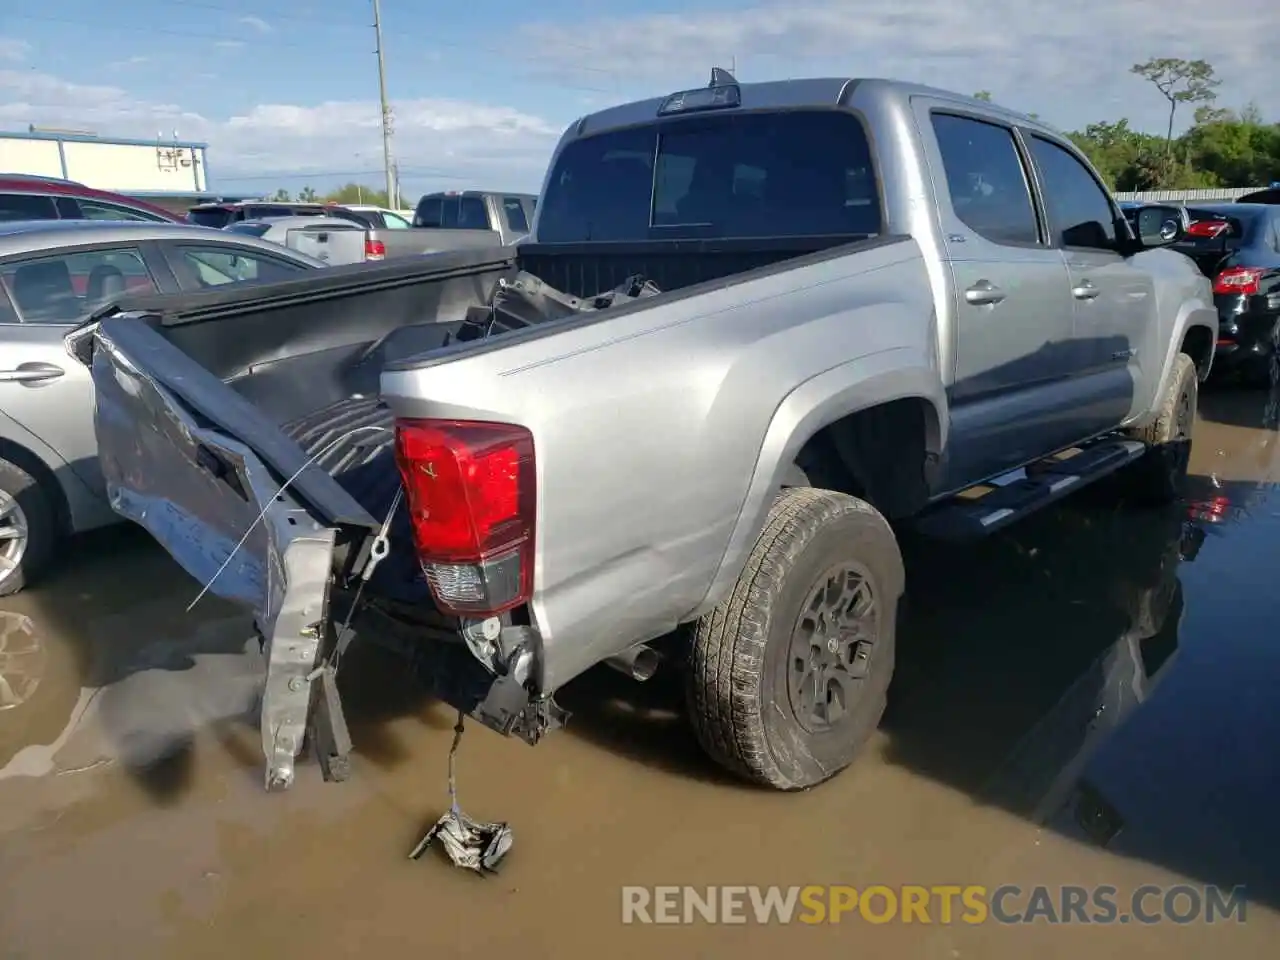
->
(84, 234, 873, 605)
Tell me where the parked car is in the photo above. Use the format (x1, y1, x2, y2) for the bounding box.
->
(410, 190, 536, 249)
(226, 214, 474, 264)
(338, 205, 414, 229)
(1236, 186, 1280, 205)
(225, 216, 381, 265)
(0, 220, 326, 596)
(0, 174, 182, 223)
(186, 200, 374, 229)
(71, 74, 1216, 793)
(1167, 203, 1280, 378)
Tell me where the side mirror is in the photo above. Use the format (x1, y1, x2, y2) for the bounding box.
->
(1133, 204, 1184, 247)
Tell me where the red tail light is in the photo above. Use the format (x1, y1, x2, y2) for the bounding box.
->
(1187, 220, 1230, 239)
(393, 419, 535, 617)
(1213, 266, 1264, 296)
(364, 237, 386, 261)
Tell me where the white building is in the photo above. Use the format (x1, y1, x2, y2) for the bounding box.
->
(0, 127, 237, 214)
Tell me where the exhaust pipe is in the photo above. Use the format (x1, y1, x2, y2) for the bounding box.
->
(604, 643, 661, 682)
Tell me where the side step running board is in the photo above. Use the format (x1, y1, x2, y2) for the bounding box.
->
(914, 438, 1147, 540)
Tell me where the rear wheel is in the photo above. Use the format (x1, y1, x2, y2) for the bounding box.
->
(686, 487, 904, 790)
(1120, 353, 1197, 505)
(0, 459, 57, 598)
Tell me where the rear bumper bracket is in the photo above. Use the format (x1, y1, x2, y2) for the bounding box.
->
(259, 521, 339, 792)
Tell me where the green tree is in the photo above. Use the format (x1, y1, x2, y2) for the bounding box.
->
(270, 188, 292, 201)
(297, 186, 319, 203)
(972, 90, 993, 102)
(322, 183, 391, 207)
(1130, 57, 1220, 168)
(1181, 110, 1280, 187)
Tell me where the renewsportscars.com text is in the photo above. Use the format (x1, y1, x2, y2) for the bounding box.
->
(621, 884, 1248, 925)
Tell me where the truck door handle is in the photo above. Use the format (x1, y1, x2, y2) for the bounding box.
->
(964, 280, 1006, 306)
(0, 362, 65, 385)
(1072, 280, 1100, 300)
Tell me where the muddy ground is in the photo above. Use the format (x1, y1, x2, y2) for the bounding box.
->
(2, 386, 1278, 958)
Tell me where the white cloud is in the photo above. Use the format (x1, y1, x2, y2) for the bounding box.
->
(0, 37, 30, 62)
(518, 0, 1280, 132)
(214, 40, 244, 51)
(238, 15, 272, 35)
(107, 56, 150, 69)
(0, 67, 562, 194)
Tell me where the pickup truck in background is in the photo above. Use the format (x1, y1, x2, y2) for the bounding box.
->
(409, 190, 537, 250)
(187, 201, 375, 229)
(68, 72, 1217, 794)
(225, 215, 472, 265)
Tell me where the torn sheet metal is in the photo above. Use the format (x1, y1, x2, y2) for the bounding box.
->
(90, 323, 349, 790)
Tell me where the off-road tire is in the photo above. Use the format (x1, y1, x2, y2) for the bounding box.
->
(0, 458, 57, 598)
(686, 487, 905, 790)
(1120, 353, 1197, 505)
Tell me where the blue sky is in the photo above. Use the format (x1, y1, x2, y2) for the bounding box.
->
(2, 0, 1277, 200)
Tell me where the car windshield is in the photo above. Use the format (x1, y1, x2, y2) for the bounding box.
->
(536, 109, 882, 243)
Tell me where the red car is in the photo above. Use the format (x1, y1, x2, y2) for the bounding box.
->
(0, 174, 183, 223)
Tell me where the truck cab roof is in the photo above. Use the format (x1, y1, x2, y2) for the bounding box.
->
(568, 75, 1056, 142)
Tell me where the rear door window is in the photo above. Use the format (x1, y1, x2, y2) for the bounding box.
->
(174, 244, 309, 288)
(0, 247, 157, 323)
(930, 113, 1039, 247)
(0, 193, 59, 222)
(537, 110, 882, 242)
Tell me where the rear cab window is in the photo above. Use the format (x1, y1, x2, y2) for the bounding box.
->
(187, 207, 235, 228)
(414, 196, 443, 228)
(536, 110, 883, 243)
(414, 195, 493, 230)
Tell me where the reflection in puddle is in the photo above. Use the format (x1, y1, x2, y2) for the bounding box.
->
(0, 612, 40, 711)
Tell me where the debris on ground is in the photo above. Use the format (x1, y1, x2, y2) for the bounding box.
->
(409, 711, 513, 874)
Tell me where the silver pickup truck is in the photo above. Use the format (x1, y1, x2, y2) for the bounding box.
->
(66, 73, 1217, 793)
(408, 190, 536, 250)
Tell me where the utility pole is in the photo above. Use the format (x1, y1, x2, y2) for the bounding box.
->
(371, 0, 395, 204)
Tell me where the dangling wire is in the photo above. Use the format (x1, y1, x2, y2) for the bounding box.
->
(186, 424, 392, 613)
(447, 711, 465, 818)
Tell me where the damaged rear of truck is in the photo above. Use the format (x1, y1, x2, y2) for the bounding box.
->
(66, 73, 1213, 794)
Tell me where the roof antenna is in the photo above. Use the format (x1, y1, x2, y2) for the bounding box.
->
(709, 66, 737, 88)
